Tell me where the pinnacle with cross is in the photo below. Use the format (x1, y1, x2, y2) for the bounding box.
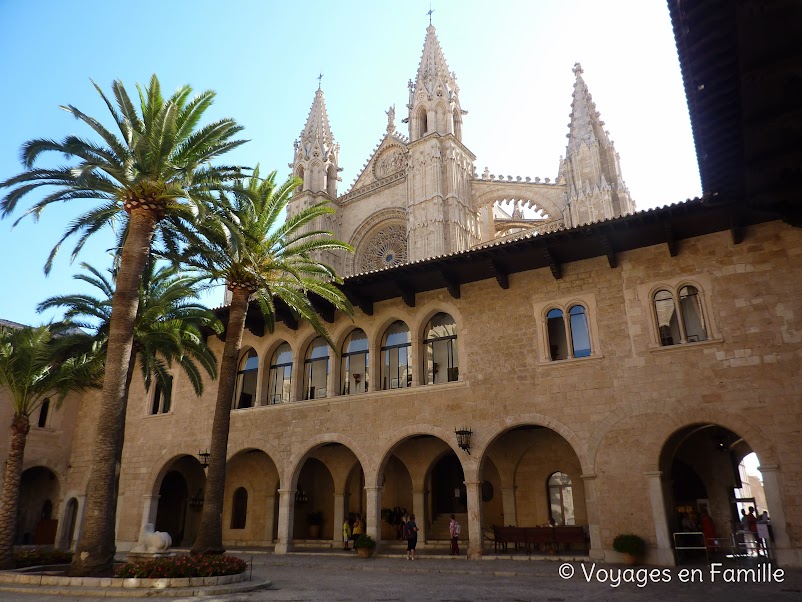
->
(427, 5, 434, 26)
(317, 73, 323, 90)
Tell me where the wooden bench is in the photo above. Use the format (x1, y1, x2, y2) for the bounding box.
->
(491, 525, 589, 554)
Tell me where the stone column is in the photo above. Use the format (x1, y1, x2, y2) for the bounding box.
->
(412, 490, 427, 542)
(581, 474, 603, 560)
(365, 486, 383, 547)
(274, 488, 295, 554)
(644, 471, 675, 565)
(759, 464, 797, 565)
(262, 495, 276, 546)
(333, 494, 345, 547)
(465, 479, 483, 559)
(501, 487, 517, 526)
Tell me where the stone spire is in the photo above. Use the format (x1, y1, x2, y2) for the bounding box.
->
(562, 63, 634, 227)
(291, 87, 340, 196)
(407, 25, 465, 142)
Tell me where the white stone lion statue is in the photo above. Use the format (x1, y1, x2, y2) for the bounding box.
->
(131, 523, 172, 553)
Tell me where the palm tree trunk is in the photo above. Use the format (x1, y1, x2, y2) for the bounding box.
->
(191, 287, 251, 555)
(0, 414, 31, 569)
(70, 209, 157, 576)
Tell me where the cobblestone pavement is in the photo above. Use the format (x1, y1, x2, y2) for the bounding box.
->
(8, 553, 802, 601)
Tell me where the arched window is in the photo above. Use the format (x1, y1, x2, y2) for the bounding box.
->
(381, 321, 411, 389)
(424, 312, 458, 384)
(295, 166, 305, 192)
(233, 350, 258, 408)
(304, 337, 330, 399)
(230, 487, 248, 529)
(327, 165, 337, 197)
(679, 285, 708, 342)
(341, 329, 369, 395)
(654, 289, 680, 346)
(268, 343, 293, 404)
(150, 376, 173, 414)
(569, 305, 591, 358)
(418, 107, 429, 138)
(547, 308, 568, 360)
(37, 398, 50, 428)
(548, 472, 575, 526)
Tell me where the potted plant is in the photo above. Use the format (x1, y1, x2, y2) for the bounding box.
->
(612, 533, 646, 565)
(353, 534, 376, 558)
(307, 511, 324, 539)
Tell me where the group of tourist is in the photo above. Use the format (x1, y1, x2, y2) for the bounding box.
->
(341, 513, 365, 551)
(676, 505, 774, 556)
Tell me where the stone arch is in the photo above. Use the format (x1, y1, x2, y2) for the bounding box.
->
(284, 433, 370, 489)
(472, 183, 564, 218)
(475, 414, 590, 475)
(348, 209, 408, 274)
(17, 466, 60, 545)
(587, 404, 778, 475)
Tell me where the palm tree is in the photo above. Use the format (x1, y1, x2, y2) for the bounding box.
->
(0, 75, 245, 576)
(0, 325, 103, 569)
(184, 168, 353, 554)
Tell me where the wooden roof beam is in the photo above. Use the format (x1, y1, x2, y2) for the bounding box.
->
(544, 246, 562, 280)
(441, 270, 461, 299)
(489, 259, 509, 289)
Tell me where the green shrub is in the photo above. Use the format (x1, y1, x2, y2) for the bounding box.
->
(612, 534, 646, 557)
(13, 549, 73, 568)
(114, 554, 246, 578)
(353, 534, 376, 549)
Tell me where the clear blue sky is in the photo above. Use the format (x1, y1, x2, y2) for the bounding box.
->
(0, 0, 700, 326)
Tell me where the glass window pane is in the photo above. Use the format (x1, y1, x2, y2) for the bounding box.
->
(679, 286, 708, 342)
(654, 290, 679, 346)
(383, 321, 410, 347)
(569, 305, 591, 358)
(425, 312, 456, 339)
(547, 309, 568, 360)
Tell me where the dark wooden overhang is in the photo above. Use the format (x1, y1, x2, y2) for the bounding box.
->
(667, 0, 802, 222)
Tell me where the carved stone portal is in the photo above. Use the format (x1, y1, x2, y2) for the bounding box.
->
(357, 223, 408, 273)
(373, 146, 407, 180)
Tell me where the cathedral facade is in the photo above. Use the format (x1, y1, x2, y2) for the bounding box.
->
(3, 19, 801, 568)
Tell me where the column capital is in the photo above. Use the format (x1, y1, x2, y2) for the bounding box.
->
(277, 488, 295, 495)
(580, 473, 597, 481)
(643, 470, 663, 479)
(758, 464, 779, 473)
(142, 494, 160, 500)
(364, 486, 384, 493)
(463, 480, 482, 487)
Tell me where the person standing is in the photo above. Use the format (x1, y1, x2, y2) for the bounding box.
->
(448, 513, 461, 556)
(405, 514, 419, 560)
(342, 517, 352, 551)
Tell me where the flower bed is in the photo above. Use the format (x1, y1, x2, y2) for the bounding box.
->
(13, 549, 73, 568)
(115, 554, 246, 579)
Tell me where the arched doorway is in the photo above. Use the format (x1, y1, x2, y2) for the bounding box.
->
(155, 471, 188, 545)
(481, 425, 587, 530)
(61, 498, 79, 549)
(17, 466, 60, 545)
(223, 449, 280, 546)
(294, 457, 335, 540)
(431, 453, 466, 514)
(659, 424, 771, 561)
(152, 455, 205, 547)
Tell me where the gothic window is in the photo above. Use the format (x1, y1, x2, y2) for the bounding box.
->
(424, 312, 458, 384)
(295, 166, 305, 192)
(653, 285, 709, 346)
(357, 224, 408, 273)
(341, 329, 369, 395)
(233, 350, 258, 409)
(326, 165, 337, 197)
(230, 487, 248, 529)
(303, 337, 330, 399)
(37, 398, 50, 428)
(150, 376, 173, 414)
(381, 321, 411, 390)
(268, 343, 293, 404)
(547, 304, 592, 360)
(548, 472, 575, 526)
(418, 106, 428, 138)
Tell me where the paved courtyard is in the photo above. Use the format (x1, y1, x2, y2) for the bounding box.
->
(7, 552, 802, 601)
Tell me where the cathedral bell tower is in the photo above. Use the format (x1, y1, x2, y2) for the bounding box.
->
(288, 85, 343, 271)
(405, 25, 479, 262)
(560, 63, 635, 227)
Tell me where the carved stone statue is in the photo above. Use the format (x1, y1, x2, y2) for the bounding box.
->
(128, 523, 174, 560)
(386, 104, 396, 134)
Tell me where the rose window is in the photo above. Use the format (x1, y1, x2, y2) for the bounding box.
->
(358, 224, 408, 272)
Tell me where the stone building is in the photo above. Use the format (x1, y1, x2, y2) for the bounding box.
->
(2, 2, 801, 567)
